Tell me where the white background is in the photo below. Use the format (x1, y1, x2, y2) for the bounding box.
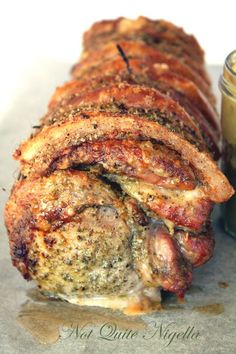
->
(0, 0, 235, 119)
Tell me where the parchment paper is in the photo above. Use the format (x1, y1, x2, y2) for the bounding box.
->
(0, 64, 235, 354)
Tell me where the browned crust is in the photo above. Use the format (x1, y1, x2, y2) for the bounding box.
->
(49, 139, 197, 190)
(15, 111, 234, 203)
(43, 83, 205, 152)
(114, 175, 213, 231)
(48, 74, 220, 159)
(82, 17, 207, 82)
(83, 17, 204, 59)
(52, 67, 219, 132)
(72, 41, 214, 105)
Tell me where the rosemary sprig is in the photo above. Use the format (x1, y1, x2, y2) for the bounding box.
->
(116, 44, 132, 75)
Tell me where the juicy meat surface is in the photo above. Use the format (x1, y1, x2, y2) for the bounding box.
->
(5, 171, 139, 295)
(5, 169, 204, 299)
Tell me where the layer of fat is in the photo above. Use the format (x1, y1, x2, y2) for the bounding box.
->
(53, 287, 161, 315)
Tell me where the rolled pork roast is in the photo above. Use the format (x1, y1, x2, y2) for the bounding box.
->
(4, 17, 234, 314)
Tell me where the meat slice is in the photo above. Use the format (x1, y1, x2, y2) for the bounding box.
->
(132, 222, 192, 297)
(15, 111, 233, 203)
(110, 175, 213, 231)
(4, 170, 140, 296)
(48, 73, 220, 159)
(51, 139, 197, 190)
(72, 41, 214, 104)
(83, 17, 204, 60)
(51, 68, 219, 133)
(43, 83, 205, 151)
(82, 17, 208, 83)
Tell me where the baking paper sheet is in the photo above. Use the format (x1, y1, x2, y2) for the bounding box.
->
(0, 64, 235, 354)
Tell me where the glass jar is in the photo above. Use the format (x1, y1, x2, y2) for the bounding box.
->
(219, 50, 236, 237)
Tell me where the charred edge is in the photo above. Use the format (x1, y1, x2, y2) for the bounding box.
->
(13, 242, 27, 260)
(71, 163, 94, 171)
(99, 174, 123, 195)
(12, 241, 33, 280)
(129, 202, 149, 227)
